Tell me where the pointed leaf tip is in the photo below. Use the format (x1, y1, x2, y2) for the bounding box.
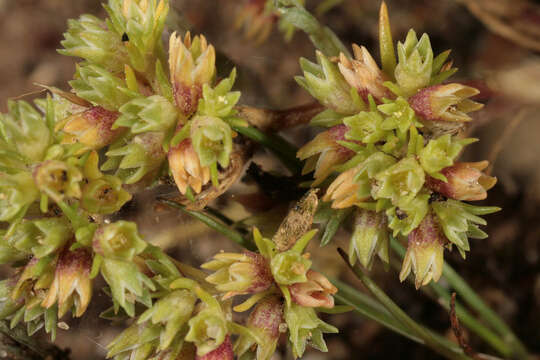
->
(379, 1, 396, 79)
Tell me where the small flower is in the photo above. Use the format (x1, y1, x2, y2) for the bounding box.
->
(386, 194, 430, 236)
(297, 125, 355, 186)
(33, 160, 83, 202)
(62, 106, 123, 149)
(169, 31, 216, 116)
(202, 251, 272, 300)
(196, 335, 234, 360)
(399, 212, 446, 289)
(284, 303, 338, 358)
(408, 83, 483, 125)
(349, 209, 389, 269)
(344, 110, 387, 144)
(289, 270, 337, 308)
(168, 138, 211, 195)
(234, 296, 283, 360)
(106, 322, 162, 360)
(270, 250, 311, 286)
(0, 172, 39, 222)
(81, 174, 132, 214)
(372, 156, 425, 204)
(234, 0, 277, 44)
(338, 44, 391, 101)
(42, 247, 93, 317)
(93, 220, 147, 261)
(426, 161, 497, 201)
(186, 308, 229, 357)
(191, 115, 233, 169)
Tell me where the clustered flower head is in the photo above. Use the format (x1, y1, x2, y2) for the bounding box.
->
(0, 0, 247, 346)
(60, 0, 247, 204)
(297, 2, 499, 288)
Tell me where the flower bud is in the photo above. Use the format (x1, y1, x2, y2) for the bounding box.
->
(202, 251, 272, 300)
(338, 44, 391, 102)
(349, 209, 389, 269)
(324, 152, 396, 209)
(297, 51, 365, 115)
(168, 138, 211, 195)
(169, 32, 216, 116)
(408, 83, 483, 125)
(62, 106, 123, 149)
(138, 289, 197, 350)
(0, 172, 39, 222)
(1, 100, 50, 163)
(93, 220, 147, 261)
(394, 30, 433, 96)
(191, 115, 233, 168)
(323, 167, 369, 209)
(7, 217, 72, 258)
(59, 14, 128, 72)
(234, 296, 283, 360)
(42, 247, 92, 317)
(107, 322, 161, 360)
(297, 125, 355, 186)
(186, 308, 229, 357)
(289, 270, 337, 309)
(426, 161, 497, 201)
(115, 95, 179, 134)
(196, 335, 233, 360)
(399, 212, 446, 289)
(33, 160, 83, 202)
(104, 131, 166, 185)
(284, 303, 338, 358)
(100, 258, 155, 317)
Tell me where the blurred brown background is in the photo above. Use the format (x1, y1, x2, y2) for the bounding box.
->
(1, 0, 539, 359)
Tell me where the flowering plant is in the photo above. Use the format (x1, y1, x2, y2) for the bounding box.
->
(0, 1, 529, 360)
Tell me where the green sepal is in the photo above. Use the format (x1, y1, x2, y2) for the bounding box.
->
(115, 95, 178, 134)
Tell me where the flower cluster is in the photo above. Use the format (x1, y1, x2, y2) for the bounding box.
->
(60, 0, 246, 204)
(0, 0, 247, 342)
(297, 3, 498, 288)
(201, 192, 338, 359)
(105, 193, 337, 360)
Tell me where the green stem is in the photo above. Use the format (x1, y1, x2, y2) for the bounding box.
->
(158, 199, 256, 251)
(338, 248, 471, 360)
(232, 126, 302, 174)
(390, 237, 528, 359)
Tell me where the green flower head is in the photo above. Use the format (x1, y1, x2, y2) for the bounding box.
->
(372, 156, 425, 204)
(0, 172, 39, 222)
(270, 250, 312, 286)
(394, 30, 434, 96)
(186, 308, 228, 356)
(284, 303, 338, 358)
(33, 160, 83, 202)
(190, 115, 233, 168)
(93, 221, 147, 261)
